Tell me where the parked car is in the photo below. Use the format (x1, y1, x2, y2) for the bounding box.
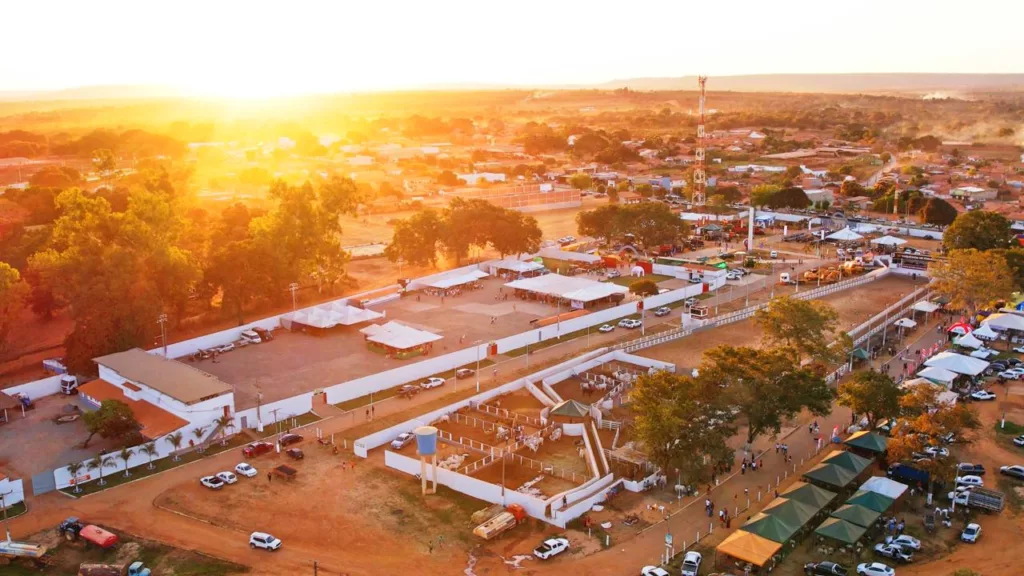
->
(680, 551, 702, 576)
(249, 532, 282, 551)
(640, 567, 670, 576)
(924, 446, 949, 458)
(598, 324, 615, 333)
(688, 277, 702, 284)
(956, 463, 986, 476)
(216, 471, 238, 485)
(874, 543, 913, 563)
(235, 463, 258, 478)
(770, 250, 778, 258)
(856, 562, 895, 576)
(200, 476, 224, 490)
(971, 390, 997, 401)
(606, 270, 621, 279)
(391, 432, 415, 450)
(1014, 346, 1024, 354)
(1014, 435, 1024, 447)
(455, 368, 475, 379)
(279, 433, 303, 446)
(955, 475, 984, 487)
(286, 448, 304, 460)
(653, 307, 671, 317)
(997, 369, 1024, 379)
(685, 297, 699, 306)
(618, 319, 642, 329)
(804, 561, 849, 576)
(961, 522, 982, 543)
(243, 441, 275, 458)
(999, 465, 1024, 479)
(420, 377, 446, 389)
(211, 343, 235, 353)
(532, 537, 569, 559)
(890, 535, 921, 551)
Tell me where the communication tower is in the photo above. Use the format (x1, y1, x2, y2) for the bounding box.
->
(693, 76, 708, 207)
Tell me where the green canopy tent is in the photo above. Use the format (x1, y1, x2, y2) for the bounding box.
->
(850, 348, 870, 361)
(742, 512, 800, 544)
(821, 450, 874, 475)
(802, 463, 857, 489)
(761, 498, 817, 527)
(830, 503, 881, 527)
(781, 481, 837, 512)
(846, 489, 895, 513)
(815, 517, 868, 545)
(843, 431, 889, 454)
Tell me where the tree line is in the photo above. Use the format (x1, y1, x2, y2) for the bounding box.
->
(575, 203, 689, 249)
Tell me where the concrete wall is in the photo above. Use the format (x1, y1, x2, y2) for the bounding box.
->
(4, 375, 63, 399)
(0, 477, 25, 507)
(553, 473, 617, 526)
(235, 392, 315, 430)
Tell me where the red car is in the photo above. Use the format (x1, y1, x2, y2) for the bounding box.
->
(243, 441, 274, 458)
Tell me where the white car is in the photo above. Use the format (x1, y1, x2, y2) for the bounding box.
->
(640, 567, 670, 576)
(618, 319, 642, 329)
(216, 471, 238, 485)
(681, 551, 702, 576)
(249, 531, 282, 551)
(606, 270, 621, 279)
(598, 324, 615, 333)
(653, 306, 671, 317)
(971, 390, 997, 401)
(890, 534, 921, 551)
(1013, 346, 1024, 354)
(688, 277, 702, 284)
(770, 250, 778, 258)
(684, 297, 699, 306)
(1014, 435, 1024, 447)
(211, 343, 235, 353)
(1000, 465, 1024, 479)
(997, 370, 1023, 379)
(235, 463, 258, 478)
(532, 537, 569, 559)
(391, 432, 415, 450)
(924, 446, 949, 458)
(874, 543, 913, 563)
(200, 476, 224, 490)
(420, 377, 446, 390)
(856, 562, 895, 576)
(961, 522, 981, 543)
(955, 475, 984, 487)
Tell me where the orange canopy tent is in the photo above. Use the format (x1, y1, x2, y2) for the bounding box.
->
(715, 529, 782, 568)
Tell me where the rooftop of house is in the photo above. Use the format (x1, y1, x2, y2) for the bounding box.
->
(94, 348, 232, 405)
(78, 378, 190, 439)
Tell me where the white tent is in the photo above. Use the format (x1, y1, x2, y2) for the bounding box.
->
(852, 223, 878, 234)
(826, 227, 864, 241)
(983, 313, 1024, 332)
(360, 321, 442, 350)
(860, 476, 908, 500)
(290, 303, 384, 330)
(537, 248, 602, 264)
(894, 318, 917, 328)
(972, 323, 999, 340)
(923, 351, 989, 377)
(425, 269, 488, 290)
(916, 366, 958, 384)
(870, 235, 907, 247)
(490, 259, 544, 274)
(505, 273, 628, 303)
(954, 332, 985, 349)
(913, 300, 940, 313)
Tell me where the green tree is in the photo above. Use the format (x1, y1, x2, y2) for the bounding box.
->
(702, 346, 833, 445)
(629, 279, 659, 297)
(931, 249, 1014, 315)
(82, 400, 140, 448)
(635, 183, 654, 198)
(750, 184, 780, 208)
(192, 426, 208, 453)
(489, 210, 542, 259)
(839, 180, 865, 197)
(437, 170, 461, 186)
(576, 204, 621, 242)
(385, 208, 445, 267)
(837, 371, 903, 428)
(991, 248, 1024, 290)
(756, 296, 848, 364)
(630, 370, 736, 484)
(166, 431, 184, 461)
(943, 210, 1011, 251)
(29, 165, 81, 189)
(768, 187, 810, 209)
(0, 262, 27, 359)
(118, 447, 135, 477)
(140, 442, 158, 470)
(65, 461, 85, 494)
(919, 197, 958, 226)
(569, 173, 593, 191)
(87, 455, 115, 486)
(616, 202, 687, 249)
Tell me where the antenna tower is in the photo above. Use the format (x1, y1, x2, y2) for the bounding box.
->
(693, 76, 708, 206)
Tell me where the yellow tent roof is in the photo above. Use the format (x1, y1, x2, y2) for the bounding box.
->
(716, 529, 783, 567)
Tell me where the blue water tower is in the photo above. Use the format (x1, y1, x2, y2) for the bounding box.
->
(415, 425, 438, 495)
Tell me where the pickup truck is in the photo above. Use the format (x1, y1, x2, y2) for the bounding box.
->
(949, 486, 1005, 512)
(957, 463, 986, 476)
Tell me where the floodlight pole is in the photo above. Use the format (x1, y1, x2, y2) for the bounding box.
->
(157, 314, 168, 357)
(289, 282, 300, 312)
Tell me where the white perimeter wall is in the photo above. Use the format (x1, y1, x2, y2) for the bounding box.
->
(235, 393, 315, 430)
(0, 477, 25, 507)
(4, 375, 63, 399)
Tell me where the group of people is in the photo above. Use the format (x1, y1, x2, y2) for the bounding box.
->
(740, 456, 762, 475)
(775, 442, 794, 464)
(884, 516, 907, 536)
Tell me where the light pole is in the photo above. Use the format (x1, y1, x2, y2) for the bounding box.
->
(157, 314, 168, 357)
(289, 282, 300, 312)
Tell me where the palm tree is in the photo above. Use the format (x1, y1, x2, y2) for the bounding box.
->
(166, 431, 184, 461)
(140, 443, 158, 470)
(212, 415, 234, 446)
(118, 447, 135, 478)
(192, 426, 208, 453)
(87, 455, 115, 486)
(65, 461, 84, 494)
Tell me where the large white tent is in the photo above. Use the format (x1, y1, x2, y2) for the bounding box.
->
(982, 313, 1024, 332)
(826, 228, 863, 242)
(424, 269, 488, 290)
(852, 223, 879, 234)
(972, 323, 999, 340)
(505, 273, 628, 304)
(870, 235, 907, 247)
(489, 259, 544, 275)
(923, 351, 989, 377)
(860, 476, 908, 500)
(290, 303, 384, 330)
(912, 300, 940, 313)
(916, 366, 958, 384)
(954, 332, 985, 349)
(537, 248, 602, 264)
(360, 321, 442, 350)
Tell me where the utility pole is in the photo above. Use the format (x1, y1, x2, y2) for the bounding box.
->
(313, 561, 318, 576)
(157, 314, 168, 357)
(256, 387, 264, 433)
(289, 282, 300, 312)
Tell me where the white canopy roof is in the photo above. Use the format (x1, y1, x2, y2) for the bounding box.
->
(290, 303, 384, 329)
(860, 476, 908, 500)
(894, 318, 917, 328)
(913, 300, 940, 313)
(360, 321, 442, 350)
(870, 235, 907, 246)
(505, 273, 628, 303)
(537, 248, 602, 264)
(425, 269, 488, 290)
(917, 366, 959, 383)
(826, 227, 863, 241)
(852, 223, 879, 234)
(982, 313, 1024, 332)
(491, 259, 544, 273)
(972, 324, 999, 340)
(923, 351, 989, 377)
(954, 332, 985, 349)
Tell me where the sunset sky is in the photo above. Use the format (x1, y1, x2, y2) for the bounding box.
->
(4, 0, 1022, 98)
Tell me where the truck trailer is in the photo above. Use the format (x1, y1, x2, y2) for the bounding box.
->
(472, 504, 527, 540)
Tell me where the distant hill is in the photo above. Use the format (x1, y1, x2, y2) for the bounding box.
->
(0, 84, 185, 102)
(597, 73, 1024, 94)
